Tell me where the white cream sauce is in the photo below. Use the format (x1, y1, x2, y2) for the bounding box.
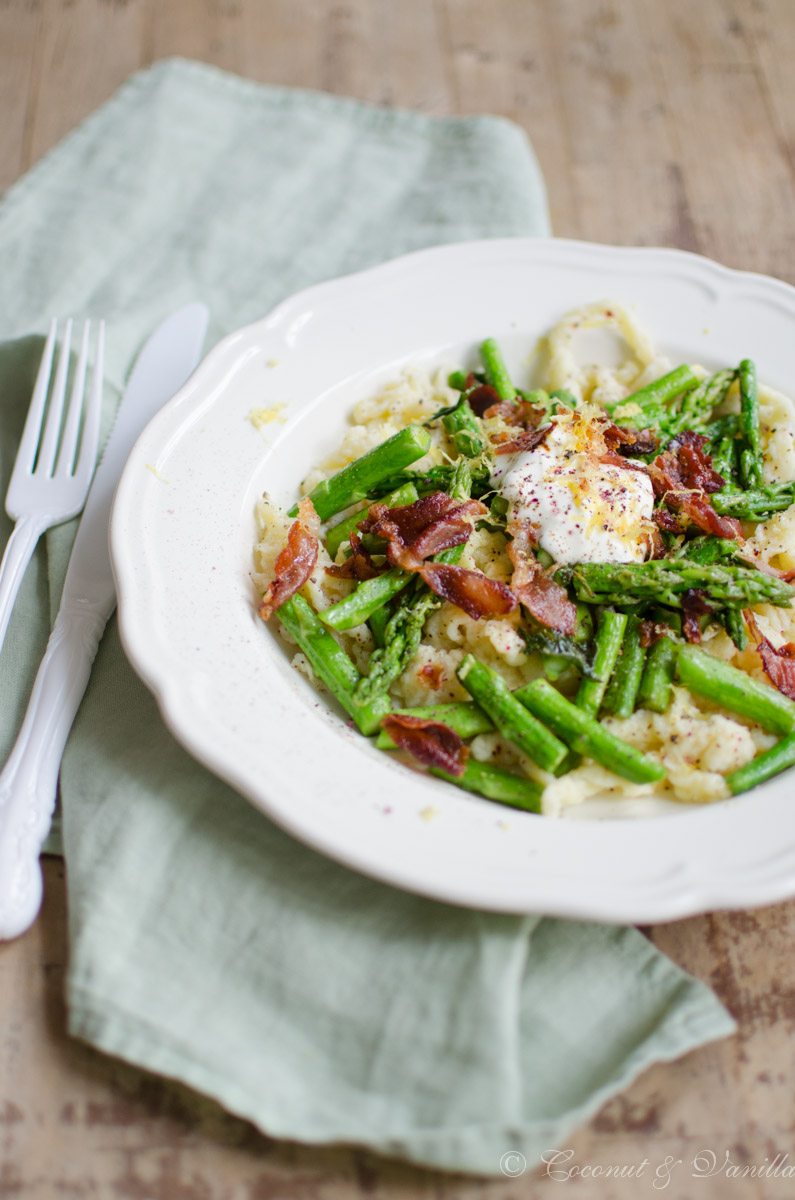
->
(491, 417, 655, 565)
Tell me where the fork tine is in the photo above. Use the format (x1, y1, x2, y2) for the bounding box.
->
(55, 321, 90, 477)
(14, 320, 57, 475)
(73, 320, 104, 483)
(37, 318, 72, 476)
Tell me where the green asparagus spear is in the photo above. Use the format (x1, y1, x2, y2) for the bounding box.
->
(456, 655, 568, 772)
(277, 595, 389, 735)
(479, 337, 516, 401)
(607, 365, 699, 415)
(716, 606, 748, 652)
(522, 605, 595, 681)
(514, 679, 665, 784)
(601, 614, 647, 718)
(677, 645, 795, 735)
(290, 424, 431, 521)
(739, 358, 763, 488)
(376, 702, 494, 748)
(325, 482, 418, 559)
(575, 609, 628, 716)
(712, 482, 795, 520)
(709, 437, 739, 485)
(725, 732, 795, 795)
(365, 460, 493, 500)
(441, 396, 484, 457)
(320, 566, 413, 632)
(562, 559, 795, 611)
(666, 368, 736, 436)
(351, 462, 476, 702)
(368, 599, 392, 648)
(430, 759, 542, 812)
(704, 413, 741, 440)
(355, 584, 439, 702)
(636, 636, 678, 713)
(672, 535, 741, 566)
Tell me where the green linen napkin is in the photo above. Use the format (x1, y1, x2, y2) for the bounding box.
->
(0, 59, 734, 1175)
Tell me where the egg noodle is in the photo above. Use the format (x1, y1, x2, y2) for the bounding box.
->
(253, 304, 795, 815)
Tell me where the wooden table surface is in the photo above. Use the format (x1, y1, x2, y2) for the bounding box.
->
(2, 2, 795, 1197)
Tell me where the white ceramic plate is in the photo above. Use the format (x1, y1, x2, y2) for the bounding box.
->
(110, 238, 795, 922)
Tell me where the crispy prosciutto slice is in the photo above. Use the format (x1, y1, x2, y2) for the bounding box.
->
(381, 713, 469, 777)
(359, 493, 487, 571)
(481, 397, 546, 427)
(417, 561, 517, 620)
(325, 532, 385, 581)
(746, 611, 795, 700)
(466, 383, 502, 416)
(648, 431, 743, 541)
(354, 492, 512, 620)
(258, 498, 320, 620)
(602, 421, 659, 457)
(681, 588, 712, 644)
(757, 640, 795, 700)
(493, 426, 551, 456)
(506, 520, 577, 635)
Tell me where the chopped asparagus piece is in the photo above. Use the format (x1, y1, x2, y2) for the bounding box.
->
(575, 610, 628, 716)
(514, 679, 666, 784)
(277, 595, 389, 735)
(430, 759, 542, 812)
(726, 732, 795, 795)
(291, 424, 431, 521)
(677, 645, 795, 736)
(479, 337, 516, 401)
(457, 655, 568, 773)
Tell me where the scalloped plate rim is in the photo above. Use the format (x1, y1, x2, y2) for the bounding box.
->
(109, 237, 795, 921)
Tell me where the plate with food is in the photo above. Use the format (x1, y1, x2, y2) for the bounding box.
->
(110, 238, 795, 921)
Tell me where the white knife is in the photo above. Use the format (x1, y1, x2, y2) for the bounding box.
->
(0, 303, 209, 940)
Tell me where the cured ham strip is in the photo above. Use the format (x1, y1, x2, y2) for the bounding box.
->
(653, 507, 684, 533)
(757, 640, 795, 700)
(381, 713, 469, 777)
(325, 532, 385, 581)
(481, 397, 546, 427)
(418, 561, 517, 620)
(356, 491, 510, 619)
(602, 422, 659, 457)
(746, 611, 795, 700)
(681, 588, 712, 644)
(258, 498, 320, 621)
(361, 493, 460, 544)
(494, 426, 551, 456)
(466, 384, 502, 416)
(648, 431, 743, 541)
(506, 520, 577, 635)
(360, 493, 486, 571)
(587, 415, 654, 473)
(411, 500, 488, 559)
(639, 620, 669, 648)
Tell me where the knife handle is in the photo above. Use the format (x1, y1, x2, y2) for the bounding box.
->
(0, 601, 108, 940)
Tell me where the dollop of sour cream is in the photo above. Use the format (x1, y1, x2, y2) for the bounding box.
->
(491, 414, 656, 565)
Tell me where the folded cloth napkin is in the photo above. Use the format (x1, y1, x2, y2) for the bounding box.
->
(0, 59, 735, 1175)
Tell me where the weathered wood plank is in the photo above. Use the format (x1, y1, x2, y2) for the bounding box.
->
(0, 0, 43, 188)
(439, 0, 576, 238)
(639, 0, 795, 280)
(25, 0, 148, 169)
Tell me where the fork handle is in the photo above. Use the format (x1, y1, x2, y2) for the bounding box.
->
(0, 515, 48, 655)
(0, 600, 108, 940)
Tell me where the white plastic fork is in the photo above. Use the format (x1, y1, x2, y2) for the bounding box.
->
(0, 319, 104, 655)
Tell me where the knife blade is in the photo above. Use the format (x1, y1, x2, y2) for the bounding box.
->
(0, 302, 209, 940)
